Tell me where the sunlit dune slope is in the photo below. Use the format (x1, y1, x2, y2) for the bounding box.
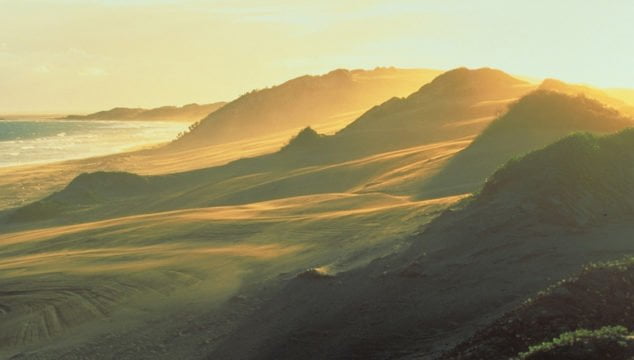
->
(341, 67, 532, 135)
(171, 67, 443, 148)
(539, 78, 634, 115)
(326, 67, 534, 156)
(3, 137, 469, 228)
(605, 88, 634, 107)
(0, 67, 530, 213)
(420, 129, 634, 253)
(257, 67, 534, 167)
(420, 90, 633, 198)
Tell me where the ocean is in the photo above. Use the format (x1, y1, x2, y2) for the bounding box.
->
(0, 119, 188, 167)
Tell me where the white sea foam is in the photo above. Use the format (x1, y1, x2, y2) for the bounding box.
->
(0, 119, 188, 167)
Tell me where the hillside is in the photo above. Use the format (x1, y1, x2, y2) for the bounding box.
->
(170, 67, 443, 148)
(423, 129, 634, 242)
(473, 129, 634, 227)
(0, 67, 531, 213)
(202, 130, 634, 359)
(64, 102, 226, 122)
(264, 67, 535, 164)
(420, 90, 632, 198)
(333, 67, 533, 149)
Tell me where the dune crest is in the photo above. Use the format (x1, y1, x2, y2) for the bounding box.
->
(171, 67, 443, 148)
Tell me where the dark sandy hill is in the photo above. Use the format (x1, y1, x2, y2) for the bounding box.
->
(203, 130, 634, 359)
(441, 257, 634, 359)
(420, 90, 632, 198)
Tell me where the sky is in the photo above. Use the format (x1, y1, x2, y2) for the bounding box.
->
(1, 0, 633, 113)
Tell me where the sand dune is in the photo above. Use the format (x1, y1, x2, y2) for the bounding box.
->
(420, 90, 633, 198)
(442, 257, 634, 359)
(203, 129, 634, 360)
(4, 67, 634, 359)
(171, 68, 443, 148)
(0, 67, 529, 214)
(0, 113, 356, 211)
(3, 136, 471, 228)
(0, 192, 461, 358)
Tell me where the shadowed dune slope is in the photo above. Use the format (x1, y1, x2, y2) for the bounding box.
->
(203, 130, 634, 360)
(420, 90, 633, 198)
(471, 129, 634, 227)
(6, 172, 163, 223)
(170, 68, 443, 148)
(424, 129, 634, 240)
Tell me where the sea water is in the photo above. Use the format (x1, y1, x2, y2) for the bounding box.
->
(0, 119, 188, 167)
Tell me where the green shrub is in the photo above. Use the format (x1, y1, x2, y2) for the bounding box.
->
(518, 326, 632, 359)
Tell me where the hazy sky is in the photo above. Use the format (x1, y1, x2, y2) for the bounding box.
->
(2, 0, 633, 113)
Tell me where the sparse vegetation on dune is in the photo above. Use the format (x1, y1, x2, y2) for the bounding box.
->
(518, 326, 634, 360)
(441, 257, 634, 359)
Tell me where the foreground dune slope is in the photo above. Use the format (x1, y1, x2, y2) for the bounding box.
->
(0, 193, 461, 359)
(202, 130, 634, 359)
(441, 257, 634, 359)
